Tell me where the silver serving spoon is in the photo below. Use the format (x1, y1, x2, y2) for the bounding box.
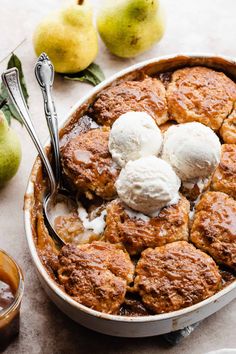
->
(1, 67, 71, 248)
(34, 53, 77, 245)
(34, 53, 61, 186)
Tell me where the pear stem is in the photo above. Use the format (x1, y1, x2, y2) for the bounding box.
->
(78, 0, 84, 4)
(0, 99, 7, 110)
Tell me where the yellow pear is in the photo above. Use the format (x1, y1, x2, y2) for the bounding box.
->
(0, 111, 21, 187)
(33, 0, 98, 73)
(97, 0, 165, 58)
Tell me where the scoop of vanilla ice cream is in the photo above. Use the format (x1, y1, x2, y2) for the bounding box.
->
(116, 156, 181, 216)
(162, 122, 221, 181)
(108, 111, 163, 167)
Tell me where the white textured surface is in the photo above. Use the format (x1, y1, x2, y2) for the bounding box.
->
(162, 122, 221, 180)
(0, 0, 236, 352)
(116, 156, 180, 215)
(109, 112, 163, 167)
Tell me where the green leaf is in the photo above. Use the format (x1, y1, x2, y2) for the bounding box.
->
(7, 100, 23, 124)
(0, 97, 11, 124)
(0, 84, 8, 100)
(85, 63, 105, 84)
(0, 97, 7, 109)
(7, 53, 29, 106)
(1, 104, 12, 125)
(0, 53, 29, 125)
(0, 83, 23, 125)
(64, 63, 105, 86)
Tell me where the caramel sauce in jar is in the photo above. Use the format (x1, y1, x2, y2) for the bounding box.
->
(0, 280, 15, 311)
(0, 251, 24, 351)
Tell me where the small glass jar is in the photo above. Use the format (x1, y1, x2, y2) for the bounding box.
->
(0, 250, 24, 351)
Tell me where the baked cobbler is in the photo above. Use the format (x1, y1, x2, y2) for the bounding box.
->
(211, 144, 236, 199)
(104, 195, 189, 255)
(31, 64, 236, 316)
(220, 106, 236, 143)
(91, 76, 168, 127)
(61, 127, 120, 199)
(134, 241, 222, 313)
(57, 241, 134, 314)
(190, 191, 236, 271)
(167, 66, 236, 130)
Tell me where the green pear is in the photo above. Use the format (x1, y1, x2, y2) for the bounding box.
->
(33, 0, 98, 73)
(97, 0, 165, 58)
(0, 111, 21, 187)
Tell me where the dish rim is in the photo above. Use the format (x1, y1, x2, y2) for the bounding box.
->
(24, 52, 236, 323)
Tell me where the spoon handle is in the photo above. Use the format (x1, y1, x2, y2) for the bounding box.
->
(1, 68, 57, 194)
(34, 53, 61, 188)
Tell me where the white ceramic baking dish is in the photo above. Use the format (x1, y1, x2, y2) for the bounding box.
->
(24, 54, 236, 337)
